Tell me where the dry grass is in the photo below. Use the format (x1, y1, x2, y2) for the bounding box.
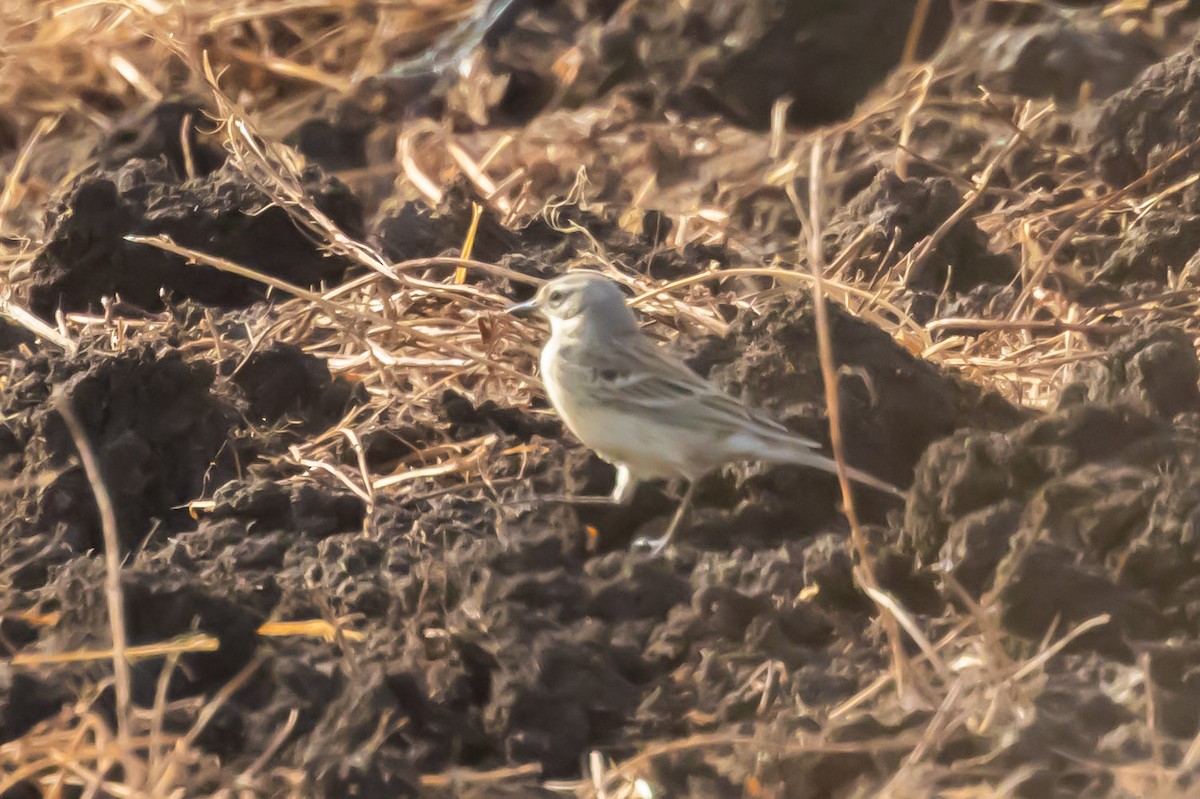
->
(3, 0, 1200, 796)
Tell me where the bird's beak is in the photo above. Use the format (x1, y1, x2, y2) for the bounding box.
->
(505, 298, 539, 318)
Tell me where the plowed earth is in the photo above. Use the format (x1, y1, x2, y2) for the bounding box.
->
(4, 1, 1200, 797)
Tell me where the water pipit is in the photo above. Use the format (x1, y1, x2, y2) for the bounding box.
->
(508, 272, 903, 554)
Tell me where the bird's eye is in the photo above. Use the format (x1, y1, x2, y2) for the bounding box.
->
(547, 290, 564, 305)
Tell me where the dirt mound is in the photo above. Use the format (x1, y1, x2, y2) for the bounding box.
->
(134, 502, 895, 781)
(48, 558, 264, 703)
(974, 16, 1160, 103)
(1065, 326, 1200, 418)
(1095, 207, 1200, 284)
(440, 388, 560, 441)
(824, 170, 1017, 314)
(8, 1, 1200, 795)
(375, 183, 731, 290)
(1091, 36, 1200, 197)
(3, 296, 1003, 784)
(485, 0, 952, 128)
(0, 345, 237, 559)
(285, 101, 375, 173)
(376, 183, 522, 265)
(692, 293, 1026, 485)
(94, 99, 226, 179)
(29, 158, 362, 317)
(905, 328, 1200, 662)
(230, 343, 366, 432)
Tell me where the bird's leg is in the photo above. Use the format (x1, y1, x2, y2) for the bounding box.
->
(610, 464, 637, 506)
(633, 480, 697, 556)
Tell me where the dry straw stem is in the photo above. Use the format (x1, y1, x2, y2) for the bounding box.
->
(799, 136, 944, 707)
(53, 392, 138, 785)
(901, 101, 1051, 288)
(10, 635, 220, 668)
(124, 233, 530, 382)
(0, 295, 77, 352)
(1012, 135, 1200, 321)
(5, 2, 1200, 795)
(0, 0, 481, 117)
(901, 0, 934, 67)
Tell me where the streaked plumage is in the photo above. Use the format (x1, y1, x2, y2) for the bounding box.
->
(507, 271, 902, 553)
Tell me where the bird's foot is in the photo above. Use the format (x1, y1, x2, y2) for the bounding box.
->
(629, 480, 696, 556)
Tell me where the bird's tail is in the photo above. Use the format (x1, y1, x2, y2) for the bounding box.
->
(747, 434, 906, 499)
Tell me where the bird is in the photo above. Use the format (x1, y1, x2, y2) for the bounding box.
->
(506, 271, 904, 554)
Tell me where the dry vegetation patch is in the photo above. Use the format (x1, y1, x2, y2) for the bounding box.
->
(4, 1, 1200, 797)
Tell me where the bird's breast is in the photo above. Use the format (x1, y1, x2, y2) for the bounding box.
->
(539, 338, 687, 481)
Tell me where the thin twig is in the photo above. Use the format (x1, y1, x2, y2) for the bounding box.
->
(904, 103, 1051, 286)
(802, 136, 932, 705)
(54, 393, 137, 786)
(901, 0, 933, 66)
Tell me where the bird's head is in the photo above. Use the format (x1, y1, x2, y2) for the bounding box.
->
(506, 272, 637, 336)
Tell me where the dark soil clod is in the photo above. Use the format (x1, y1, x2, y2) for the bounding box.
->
(29, 159, 363, 317)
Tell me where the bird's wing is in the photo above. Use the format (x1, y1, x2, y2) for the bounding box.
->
(558, 335, 821, 449)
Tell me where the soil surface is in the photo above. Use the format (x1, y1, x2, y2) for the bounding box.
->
(5, 1, 1200, 797)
